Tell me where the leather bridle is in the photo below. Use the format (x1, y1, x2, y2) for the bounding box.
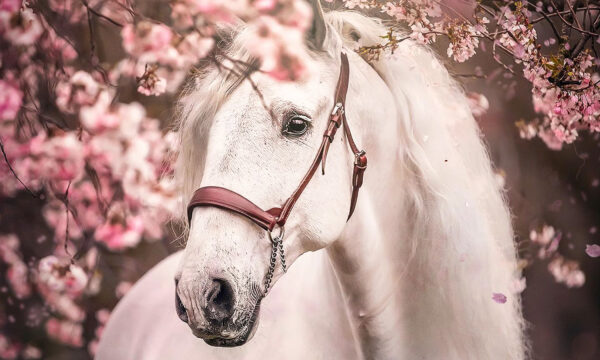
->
(186, 53, 367, 292)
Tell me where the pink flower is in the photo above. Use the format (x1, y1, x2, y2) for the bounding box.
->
(384, 2, 407, 20)
(492, 292, 507, 304)
(137, 67, 167, 96)
(246, 15, 311, 81)
(253, 0, 277, 11)
(0, 80, 23, 121)
(529, 225, 556, 245)
(96, 309, 111, 324)
(47, 0, 85, 22)
(42, 133, 85, 181)
(0, 334, 19, 359)
(0, 0, 21, 13)
(67, 182, 104, 230)
(121, 22, 173, 62)
(37, 256, 88, 297)
(42, 200, 83, 241)
(79, 92, 120, 132)
(56, 71, 102, 113)
(548, 256, 585, 288)
(1, 8, 43, 46)
(45, 318, 84, 347)
(585, 244, 600, 258)
(94, 205, 145, 250)
(553, 104, 563, 115)
(0, 234, 32, 299)
(177, 33, 214, 64)
(115, 281, 132, 298)
(467, 92, 489, 117)
(21, 345, 41, 359)
(538, 129, 564, 151)
(7, 262, 31, 299)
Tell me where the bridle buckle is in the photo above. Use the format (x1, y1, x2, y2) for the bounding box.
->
(354, 150, 367, 169)
(331, 102, 344, 116)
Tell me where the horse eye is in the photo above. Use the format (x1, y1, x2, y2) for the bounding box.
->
(283, 115, 311, 137)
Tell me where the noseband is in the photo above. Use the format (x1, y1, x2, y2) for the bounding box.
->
(187, 53, 367, 293)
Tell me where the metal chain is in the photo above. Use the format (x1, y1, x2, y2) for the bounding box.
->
(277, 238, 287, 273)
(263, 239, 278, 294)
(263, 229, 288, 295)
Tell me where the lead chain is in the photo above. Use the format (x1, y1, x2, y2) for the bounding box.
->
(263, 240, 277, 294)
(263, 234, 287, 295)
(277, 238, 287, 273)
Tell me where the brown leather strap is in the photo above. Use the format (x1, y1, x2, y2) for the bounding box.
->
(187, 52, 367, 232)
(187, 186, 282, 230)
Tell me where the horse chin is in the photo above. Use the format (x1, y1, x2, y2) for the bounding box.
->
(200, 301, 261, 347)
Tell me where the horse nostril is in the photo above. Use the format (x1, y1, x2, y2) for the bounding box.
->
(175, 281, 188, 324)
(204, 278, 234, 323)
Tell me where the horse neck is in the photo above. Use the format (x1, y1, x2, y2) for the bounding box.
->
(326, 54, 409, 358)
(326, 47, 524, 359)
(327, 182, 409, 359)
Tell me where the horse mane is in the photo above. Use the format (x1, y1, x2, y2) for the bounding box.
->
(174, 9, 526, 357)
(326, 11, 527, 358)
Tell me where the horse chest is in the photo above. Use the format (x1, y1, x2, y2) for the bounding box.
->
(97, 251, 359, 360)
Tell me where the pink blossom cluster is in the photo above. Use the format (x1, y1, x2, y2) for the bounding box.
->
(0, 1, 174, 356)
(339, 0, 443, 45)
(115, 0, 314, 94)
(530, 225, 586, 288)
(0, 335, 41, 360)
(445, 17, 486, 63)
(0, 334, 20, 360)
(381, 0, 442, 45)
(348, 1, 600, 148)
(0, 0, 317, 356)
(495, 4, 600, 148)
(45, 317, 84, 347)
(547, 257, 586, 288)
(0, 235, 31, 299)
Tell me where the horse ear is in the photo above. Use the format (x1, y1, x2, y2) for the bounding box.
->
(307, 0, 327, 50)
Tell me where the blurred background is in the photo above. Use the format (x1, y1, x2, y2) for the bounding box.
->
(1, 1, 599, 359)
(465, 63, 600, 360)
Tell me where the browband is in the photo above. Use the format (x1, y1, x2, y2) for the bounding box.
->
(187, 52, 367, 232)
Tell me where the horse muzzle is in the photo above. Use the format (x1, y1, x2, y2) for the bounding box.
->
(175, 277, 261, 347)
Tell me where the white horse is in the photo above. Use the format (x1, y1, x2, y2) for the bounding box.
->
(97, 4, 526, 360)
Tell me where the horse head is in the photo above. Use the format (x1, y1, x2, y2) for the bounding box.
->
(173, 0, 379, 346)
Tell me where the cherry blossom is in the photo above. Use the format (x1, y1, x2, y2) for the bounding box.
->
(0, 234, 32, 299)
(492, 292, 508, 304)
(37, 256, 88, 297)
(45, 317, 84, 347)
(585, 244, 600, 258)
(529, 225, 585, 288)
(548, 256, 586, 288)
(94, 210, 145, 251)
(0, 7, 43, 46)
(0, 79, 22, 121)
